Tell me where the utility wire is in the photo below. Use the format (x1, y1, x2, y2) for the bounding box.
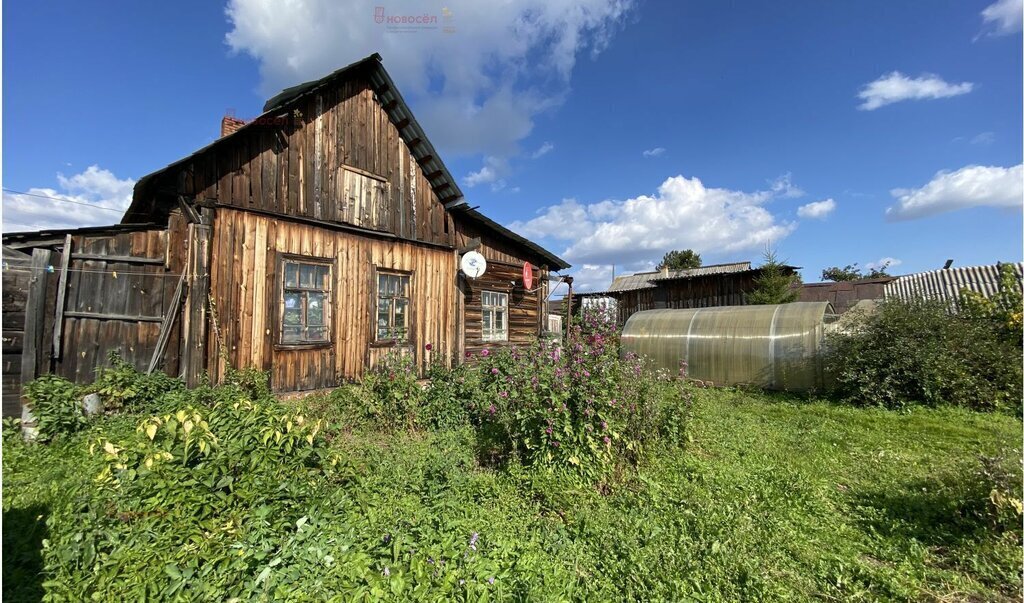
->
(2, 188, 126, 213)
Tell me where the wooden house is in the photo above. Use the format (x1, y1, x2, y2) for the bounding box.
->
(2, 53, 569, 410)
(573, 261, 799, 325)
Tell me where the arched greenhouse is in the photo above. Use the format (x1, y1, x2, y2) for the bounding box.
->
(620, 302, 836, 391)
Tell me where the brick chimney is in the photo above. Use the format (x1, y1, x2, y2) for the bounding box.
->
(220, 115, 246, 138)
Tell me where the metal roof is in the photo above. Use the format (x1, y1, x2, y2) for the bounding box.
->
(3, 223, 159, 249)
(578, 261, 762, 296)
(885, 262, 1023, 305)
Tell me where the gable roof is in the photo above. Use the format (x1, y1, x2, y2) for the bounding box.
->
(578, 261, 800, 297)
(121, 53, 569, 271)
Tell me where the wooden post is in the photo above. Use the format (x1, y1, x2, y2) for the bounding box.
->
(21, 248, 52, 437)
(51, 235, 72, 362)
(564, 276, 574, 341)
(180, 210, 212, 387)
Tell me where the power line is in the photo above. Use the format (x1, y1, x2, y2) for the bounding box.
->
(2, 188, 126, 213)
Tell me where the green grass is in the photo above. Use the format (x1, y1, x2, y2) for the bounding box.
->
(3, 389, 1021, 601)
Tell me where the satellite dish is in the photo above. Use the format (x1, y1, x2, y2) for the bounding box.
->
(460, 251, 487, 278)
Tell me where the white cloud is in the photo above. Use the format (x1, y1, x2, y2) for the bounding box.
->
(462, 155, 511, 192)
(981, 0, 1023, 35)
(769, 172, 805, 198)
(857, 71, 973, 110)
(865, 257, 902, 271)
(971, 131, 995, 145)
(642, 147, 665, 157)
(510, 174, 796, 266)
(530, 142, 555, 159)
(2, 165, 133, 232)
(224, 0, 633, 158)
(886, 163, 1023, 221)
(797, 198, 836, 219)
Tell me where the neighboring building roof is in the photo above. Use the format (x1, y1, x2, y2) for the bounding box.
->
(885, 262, 1023, 304)
(3, 223, 158, 249)
(578, 261, 772, 296)
(121, 53, 569, 271)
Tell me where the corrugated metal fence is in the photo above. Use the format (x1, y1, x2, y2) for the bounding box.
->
(884, 262, 1023, 306)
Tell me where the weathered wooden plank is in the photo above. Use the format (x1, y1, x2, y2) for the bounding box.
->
(147, 271, 185, 373)
(20, 248, 51, 428)
(51, 234, 72, 360)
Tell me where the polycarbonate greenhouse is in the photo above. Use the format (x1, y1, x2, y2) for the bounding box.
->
(621, 302, 836, 391)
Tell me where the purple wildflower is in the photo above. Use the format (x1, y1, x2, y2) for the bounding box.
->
(489, 577, 496, 585)
(383, 566, 390, 577)
(603, 436, 611, 445)
(601, 421, 608, 430)
(425, 343, 433, 351)
(481, 349, 490, 357)
(499, 391, 508, 398)
(488, 404, 497, 415)
(469, 532, 479, 551)
(552, 441, 561, 448)
(491, 367, 499, 375)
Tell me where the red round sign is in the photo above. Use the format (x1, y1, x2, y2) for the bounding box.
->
(522, 263, 534, 289)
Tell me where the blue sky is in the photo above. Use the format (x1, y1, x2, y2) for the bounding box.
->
(3, 0, 1022, 291)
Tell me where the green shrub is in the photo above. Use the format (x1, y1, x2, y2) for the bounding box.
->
(469, 308, 688, 482)
(362, 351, 423, 430)
(92, 352, 184, 414)
(24, 374, 86, 442)
(825, 297, 1023, 413)
(420, 353, 475, 430)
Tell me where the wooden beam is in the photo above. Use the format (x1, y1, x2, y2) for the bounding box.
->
(21, 248, 52, 434)
(425, 170, 443, 180)
(181, 212, 213, 387)
(51, 234, 72, 360)
(406, 137, 423, 149)
(433, 182, 452, 192)
(416, 154, 434, 165)
(70, 253, 165, 265)
(63, 311, 165, 323)
(147, 272, 186, 373)
(457, 238, 481, 254)
(394, 118, 410, 131)
(177, 195, 201, 224)
(382, 99, 398, 112)
(375, 84, 391, 95)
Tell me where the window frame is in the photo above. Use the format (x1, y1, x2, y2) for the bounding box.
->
(275, 254, 334, 349)
(372, 268, 414, 347)
(481, 290, 509, 342)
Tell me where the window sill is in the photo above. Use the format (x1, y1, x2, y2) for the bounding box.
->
(275, 341, 333, 351)
(370, 340, 412, 349)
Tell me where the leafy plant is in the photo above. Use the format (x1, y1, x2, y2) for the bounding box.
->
(468, 308, 686, 482)
(362, 351, 423, 430)
(92, 351, 184, 414)
(23, 374, 86, 442)
(821, 261, 892, 281)
(824, 297, 1023, 413)
(959, 262, 1023, 345)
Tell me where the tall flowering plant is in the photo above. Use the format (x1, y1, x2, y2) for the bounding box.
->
(469, 308, 670, 480)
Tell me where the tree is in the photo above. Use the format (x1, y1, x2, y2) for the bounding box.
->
(748, 248, 800, 305)
(821, 261, 892, 281)
(657, 249, 702, 271)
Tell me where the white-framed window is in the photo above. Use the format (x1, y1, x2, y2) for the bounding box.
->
(481, 291, 509, 342)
